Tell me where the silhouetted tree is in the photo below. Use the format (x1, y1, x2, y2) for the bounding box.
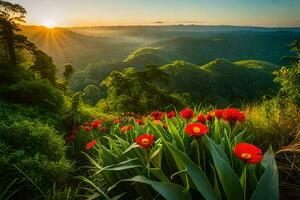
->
(0, 0, 26, 66)
(63, 63, 75, 94)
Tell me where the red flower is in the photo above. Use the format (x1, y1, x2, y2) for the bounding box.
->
(163, 123, 168, 129)
(76, 125, 83, 131)
(85, 139, 96, 151)
(101, 117, 107, 123)
(151, 111, 164, 120)
(214, 109, 224, 119)
(206, 113, 213, 121)
(85, 126, 91, 132)
(135, 119, 144, 125)
(70, 129, 76, 134)
(91, 119, 100, 129)
(233, 143, 263, 164)
(113, 118, 120, 124)
(167, 111, 175, 119)
(136, 134, 155, 149)
(65, 135, 75, 143)
(222, 108, 246, 123)
(84, 121, 89, 126)
(196, 114, 206, 124)
(120, 125, 133, 133)
(180, 108, 194, 119)
(185, 123, 209, 137)
(153, 120, 163, 125)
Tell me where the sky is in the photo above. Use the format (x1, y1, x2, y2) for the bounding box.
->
(9, 0, 300, 27)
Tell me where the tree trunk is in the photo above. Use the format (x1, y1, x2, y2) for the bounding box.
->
(5, 28, 16, 66)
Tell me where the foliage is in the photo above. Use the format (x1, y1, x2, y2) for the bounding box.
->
(244, 97, 300, 199)
(83, 84, 105, 106)
(0, 0, 27, 66)
(274, 40, 300, 105)
(30, 50, 57, 85)
(62, 63, 75, 94)
(0, 104, 73, 199)
(101, 65, 188, 113)
(2, 79, 66, 113)
(71, 108, 279, 200)
(71, 58, 278, 106)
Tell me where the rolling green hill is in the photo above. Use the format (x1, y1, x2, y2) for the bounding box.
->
(70, 45, 279, 105)
(158, 59, 279, 105)
(124, 47, 171, 67)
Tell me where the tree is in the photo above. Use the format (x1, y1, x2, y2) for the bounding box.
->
(30, 50, 57, 85)
(101, 65, 187, 112)
(0, 0, 26, 66)
(83, 84, 104, 105)
(62, 63, 75, 94)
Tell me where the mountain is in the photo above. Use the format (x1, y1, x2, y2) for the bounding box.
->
(147, 32, 300, 65)
(21, 26, 142, 70)
(21, 25, 300, 72)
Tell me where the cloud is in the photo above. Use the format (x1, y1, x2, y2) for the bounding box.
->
(152, 21, 164, 24)
(175, 20, 207, 24)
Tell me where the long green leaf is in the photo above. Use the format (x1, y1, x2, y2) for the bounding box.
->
(166, 142, 217, 200)
(204, 136, 244, 200)
(108, 175, 191, 200)
(250, 147, 279, 200)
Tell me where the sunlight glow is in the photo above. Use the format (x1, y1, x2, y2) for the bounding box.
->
(42, 19, 56, 28)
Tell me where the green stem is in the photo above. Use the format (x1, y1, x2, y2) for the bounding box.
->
(146, 149, 150, 179)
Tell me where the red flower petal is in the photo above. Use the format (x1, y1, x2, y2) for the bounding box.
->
(136, 134, 155, 149)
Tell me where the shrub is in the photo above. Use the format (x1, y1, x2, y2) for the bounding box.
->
(0, 119, 73, 199)
(3, 79, 66, 113)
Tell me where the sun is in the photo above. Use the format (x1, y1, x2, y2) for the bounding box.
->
(42, 19, 56, 29)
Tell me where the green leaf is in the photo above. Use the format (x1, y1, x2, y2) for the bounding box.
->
(204, 136, 244, 200)
(150, 168, 171, 182)
(77, 175, 110, 200)
(150, 144, 163, 168)
(108, 175, 191, 200)
(240, 166, 247, 199)
(166, 142, 217, 200)
(166, 119, 186, 152)
(250, 147, 279, 200)
(123, 142, 140, 154)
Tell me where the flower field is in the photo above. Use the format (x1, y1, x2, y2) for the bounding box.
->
(65, 107, 279, 200)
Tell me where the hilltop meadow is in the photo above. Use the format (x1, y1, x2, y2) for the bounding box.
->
(1, 1, 300, 200)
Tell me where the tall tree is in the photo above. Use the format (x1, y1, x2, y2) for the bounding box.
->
(30, 50, 57, 85)
(0, 0, 26, 66)
(63, 63, 75, 94)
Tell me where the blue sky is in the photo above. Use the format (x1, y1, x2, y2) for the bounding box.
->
(9, 0, 300, 27)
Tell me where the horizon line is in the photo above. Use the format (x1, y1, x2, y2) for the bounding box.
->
(22, 24, 300, 29)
